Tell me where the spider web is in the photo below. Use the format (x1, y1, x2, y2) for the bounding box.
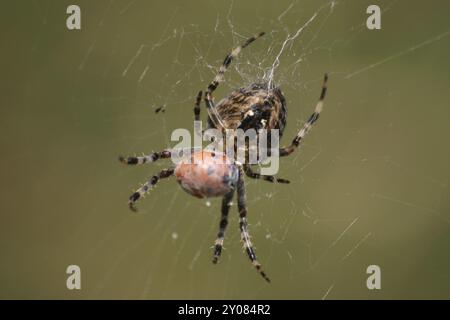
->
(10, 0, 450, 299)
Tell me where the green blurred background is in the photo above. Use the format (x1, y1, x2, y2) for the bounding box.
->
(0, 0, 449, 299)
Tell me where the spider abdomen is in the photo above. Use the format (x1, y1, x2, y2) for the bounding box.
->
(174, 151, 239, 198)
(210, 82, 287, 137)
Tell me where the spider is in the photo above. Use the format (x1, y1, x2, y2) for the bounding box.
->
(119, 32, 328, 283)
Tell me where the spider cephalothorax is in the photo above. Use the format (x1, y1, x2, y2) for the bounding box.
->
(119, 32, 328, 283)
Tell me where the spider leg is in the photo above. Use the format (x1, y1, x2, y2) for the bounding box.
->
(193, 90, 202, 121)
(128, 168, 174, 211)
(205, 32, 265, 128)
(243, 164, 290, 184)
(237, 166, 270, 283)
(212, 189, 235, 264)
(119, 150, 171, 165)
(280, 73, 328, 157)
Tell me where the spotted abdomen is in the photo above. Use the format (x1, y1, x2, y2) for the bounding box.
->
(174, 151, 239, 198)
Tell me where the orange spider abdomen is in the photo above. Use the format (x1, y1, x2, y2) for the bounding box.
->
(174, 151, 239, 198)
